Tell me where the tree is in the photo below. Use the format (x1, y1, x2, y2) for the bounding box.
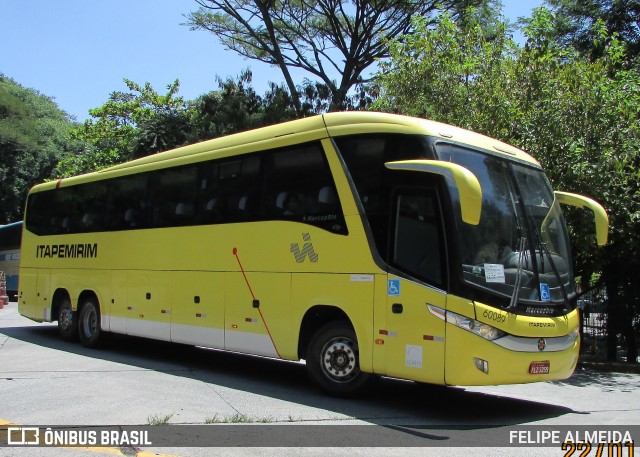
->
(0, 75, 78, 223)
(55, 71, 307, 178)
(374, 7, 640, 362)
(55, 78, 190, 177)
(188, 70, 298, 140)
(373, 10, 516, 134)
(187, 0, 492, 114)
(189, 70, 374, 138)
(544, 0, 640, 60)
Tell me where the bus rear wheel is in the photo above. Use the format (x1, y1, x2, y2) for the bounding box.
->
(78, 299, 102, 348)
(306, 322, 371, 396)
(57, 299, 78, 341)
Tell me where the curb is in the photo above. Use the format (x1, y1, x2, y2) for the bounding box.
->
(578, 360, 640, 374)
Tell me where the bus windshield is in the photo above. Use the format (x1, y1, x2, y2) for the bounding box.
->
(437, 143, 575, 307)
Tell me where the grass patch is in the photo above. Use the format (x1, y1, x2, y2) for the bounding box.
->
(203, 413, 275, 424)
(204, 414, 221, 424)
(227, 413, 252, 423)
(146, 412, 174, 425)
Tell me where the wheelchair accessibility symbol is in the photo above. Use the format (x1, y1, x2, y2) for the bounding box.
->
(540, 283, 551, 302)
(388, 279, 400, 296)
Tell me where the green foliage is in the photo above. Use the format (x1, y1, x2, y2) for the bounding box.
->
(374, 7, 640, 361)
(374, 11, 517, 135)
(55, 71, 305, 178)
(0, 75, 79, 223)
(544, 0, 640, 60)
(188, 70, 298, 140)
(55, 79, 189, 177)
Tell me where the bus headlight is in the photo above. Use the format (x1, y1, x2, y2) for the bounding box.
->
(445, 310, 506, 341)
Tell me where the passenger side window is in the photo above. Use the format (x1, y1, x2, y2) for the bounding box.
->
(25, 191, 55, 235)
(108, 175, 150, 230)
(262, 144, 347, 234)
(333, 133, 436, 258)
(25, 142, 347, 235)
(198, 155, 261, 223)
(75, 181, 109, 233)
(392, 190, 445, 287)
(150, 166, 198, 227)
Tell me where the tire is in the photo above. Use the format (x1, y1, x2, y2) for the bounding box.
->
(57, 298, 78, 341)
(306, 321, 372, 396)
(78, 298, 103, 348)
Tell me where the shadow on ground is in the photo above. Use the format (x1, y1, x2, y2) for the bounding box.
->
(1, 324, 576, 428)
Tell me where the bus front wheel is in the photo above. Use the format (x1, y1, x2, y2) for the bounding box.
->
(306, 322, 371, 396)
(57, 299, 78, 341)
(78, 299, 102, 348)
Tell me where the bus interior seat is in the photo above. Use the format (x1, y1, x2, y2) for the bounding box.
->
(204, 197, 223, 222)
(318, 186, 336, 211)
(175, 202, 194, 217)
(236, 195, 253, 219)
(124, 208, 138, 227)
(275, 192, 288, 213)
(82, 213, 97, 229)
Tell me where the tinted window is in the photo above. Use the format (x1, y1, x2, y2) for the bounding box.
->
(199, 155, 261, 223)
(25, 191, 55, 235)
(150, 166, 199, 227)
(392, 191, 445, 287)
(334, 134, 436, 259)
(263, 145, 346, 233)
(108, 174, 150, 230)
(0, 223, 22, 251)
(25, 141, 346, 235)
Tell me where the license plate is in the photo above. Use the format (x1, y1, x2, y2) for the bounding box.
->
(529, 361, 550, 374)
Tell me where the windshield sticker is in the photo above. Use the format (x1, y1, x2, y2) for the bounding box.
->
(540, 283, 551, 302)
(484, 264, 506, 283)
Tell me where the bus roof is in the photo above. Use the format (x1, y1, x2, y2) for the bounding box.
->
(323, 112, 538, 166)
(33, 112, 540, 191)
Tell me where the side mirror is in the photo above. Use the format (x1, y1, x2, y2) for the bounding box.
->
(385, 160, 482, 225)
(555, 191, 609, 245)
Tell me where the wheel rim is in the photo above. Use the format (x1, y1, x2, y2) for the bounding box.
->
(82, 306, 97, 338)
(59, 306, 72, 331)
(320, 336, 360, 383)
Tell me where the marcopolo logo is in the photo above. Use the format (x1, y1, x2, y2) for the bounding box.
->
(538, 338, 546, 352)
(290, 233, 318, 263)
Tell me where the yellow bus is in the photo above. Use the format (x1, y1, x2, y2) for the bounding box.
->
(18, 112, 608, 394)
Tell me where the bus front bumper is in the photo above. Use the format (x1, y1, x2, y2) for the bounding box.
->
(444, 325, 579, 386)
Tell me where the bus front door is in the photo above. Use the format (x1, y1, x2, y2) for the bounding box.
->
(384, 275, 446, 384)
(383, 189, 447, 384)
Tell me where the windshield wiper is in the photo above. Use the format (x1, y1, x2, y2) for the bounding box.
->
(507, 236, 526, 309)
(539, 240, 570, 308)
(531, 219, 570, 308)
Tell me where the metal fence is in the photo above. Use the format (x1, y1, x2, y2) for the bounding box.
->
(578, 286, 640, 363)
(579, 286, 610, 361)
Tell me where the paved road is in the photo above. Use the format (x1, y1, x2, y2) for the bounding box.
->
(1, 301, 638, 457)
